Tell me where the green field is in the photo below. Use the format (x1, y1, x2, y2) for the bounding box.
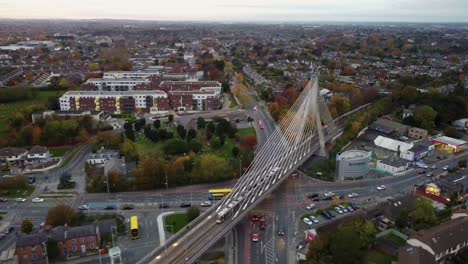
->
(49, 146, 72, 157)
(238, 127, 256, 137)
(366, 250, 397, 264)
(0, 90, 64, 136)
(164, 213, 189, 233)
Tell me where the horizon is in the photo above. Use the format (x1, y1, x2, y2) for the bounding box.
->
(1, 0, 468, 23)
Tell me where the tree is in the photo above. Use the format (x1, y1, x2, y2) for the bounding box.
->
(193, 154, 232, 182)
(153, 119, 161, 129)
(168, 115, 174, 122)
(232, 146, 240, 157)
(58, 172, 75, 189)
(163, 139, 189, 155)
(211, 137, 221, 149)
(329, 95, 351, 118)
(413, 197, 437, 229)
(395, 209, 409, 229)
(444, 127, 461, 139)
(46, 240, 60, 260)
(413, 105, 437, 131)
(241, 135, 257, 150)
(306, 236, 330, 264)
(177, 124, 187, 139)
(197, 117, 206, 129)
(134, 157, 167, 190)
(46, 205, 78, 227)
(21, 218, 33, 234)
(189, 140, 202, 153)
(108, 171, 128, 192)
(186, 206, 200, 221)
(187, 128, 197, 142)
(120, 140, 138, 161)
(207, 122, 215, 134)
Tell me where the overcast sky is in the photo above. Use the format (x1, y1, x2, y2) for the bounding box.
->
(1, 0, 467, 22)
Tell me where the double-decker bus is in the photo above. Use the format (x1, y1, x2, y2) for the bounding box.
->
(130, 216, 139, 239)
(208, 189, 232, 200)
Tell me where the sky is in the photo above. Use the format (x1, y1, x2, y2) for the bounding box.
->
(1, 0, 468, 22)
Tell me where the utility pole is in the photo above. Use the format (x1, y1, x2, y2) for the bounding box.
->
(106, 172, 110, 193)
(165, 167, 169, 190)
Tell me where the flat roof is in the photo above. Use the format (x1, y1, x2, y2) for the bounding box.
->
(338, 149, 370, 161)
(432, 136, 467, 147)
(62, 90, 167, 96)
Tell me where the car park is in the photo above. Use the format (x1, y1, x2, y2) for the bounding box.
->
(252, 233, 259, 242)
(159, 203, 170, 208)
(200, 201, 212, 207)
(376, 185, 387, 191)
(180, 202, 191, 208)
(15, 198, 26, 202)
(347, 193, 358, 198)
(303, 217, 313, 225)
(78, 204, 89, 210)
(334, 207, 344, 214)
(309, 216, 319, 224)
(306, 203, 316, 210)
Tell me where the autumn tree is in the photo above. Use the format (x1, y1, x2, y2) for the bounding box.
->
(108, 171, 128, 192)
(241, 135, 257, 150)
(46, 205, 78, 227)
(21, 218, 33, 234)
(329, 95, 351, 118)
(413, 105, 437, 131)
(193, 154, 232, 182)
(134, 157, 168, 190)
(119, 139, 138, 161)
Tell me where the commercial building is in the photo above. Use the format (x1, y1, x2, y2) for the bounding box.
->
(59, 90, 169, 114)
(369, 118, 410, 137)
(336, 150, 371, 180)
(398, 212, 468, 264)
(376, 158, 409, 175)
(431, 136, 467, 153)
(373, 136, 433, 161)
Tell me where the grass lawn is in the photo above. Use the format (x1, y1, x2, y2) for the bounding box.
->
(135, 134, 164, 158)
(0, 90, 64, 136)
(384, 233, 406, 245)
(0, 185, 35, 199)
(228, 93, 238, 108)
(238, 127, 256, 137)
(0, 212, 7, 215)
(164, 213, 189, 233)
(49, 146, 72, 157)
(366, 250, 396, 264)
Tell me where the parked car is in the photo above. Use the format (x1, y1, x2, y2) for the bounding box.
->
(376, 185, 387, 191)
(0, 233, 5, 240)
(324, 192, 335, 197)
(321, 211, 331, 220)
(303, 218, 313, 225)
(200, 201, 212, 207)
(347, 206, 354, 212)
(349, 204, 360, 210)
(306, 203, 316, 210)
(347, 193, 358, 198)
(312, 197, 321, 202)
(159, 203, 170, 208)
(15, 198, 26, 202)
(252, 233, 259, 242)
(334, 207, 344, 214)
(309, 216, 319, 224)
(339, 205, 348, 213)
(443, 166, 449, 170)
(179, 202, 191, 208)
(104, 205, 116, 210)
(431, 165, 437, 170)
(426, 173, 433, 177)
(0, 198, 7, 202)
(307, 193, 319, 199)
(122, 204, 134, 210)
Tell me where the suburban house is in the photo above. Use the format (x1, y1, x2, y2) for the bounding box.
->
(26, 146, 51, 164)
(16, 233, 48, 264)
(398, 212, 468, 264)
(86, 149, 120, 165)
(0, 147, 28, 167)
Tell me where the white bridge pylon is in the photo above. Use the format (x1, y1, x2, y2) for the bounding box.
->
(216, 77, 333, 220)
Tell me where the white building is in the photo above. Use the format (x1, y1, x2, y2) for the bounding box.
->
(376, 158, 408, 175)
(85, 78, 150, 91)
(103, 71, 162, 80)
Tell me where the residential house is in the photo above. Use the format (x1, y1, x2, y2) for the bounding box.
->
(0, 148, 28, 167)
(104, 158, 126, 177)
(26, 146, 51, 164)
(87, 149, 120, 165)
(398, 212, 468, 264)
(376, 158, 409, 175)
(16, 233, 48, 264)
(49, 224, 100, 260)
(408, 127, 428, 140)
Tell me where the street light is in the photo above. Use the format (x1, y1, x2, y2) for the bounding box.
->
(111, 225, 117, 248)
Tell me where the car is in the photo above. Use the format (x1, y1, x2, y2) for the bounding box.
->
(324, 192, 335, 197)
(27, 177, 35, 184)
(277, 227, 285, 236)
(303, 218, 313, 225)
(443, 166, 449, 170)
(159, 203, 170, 208)
(200, 201, 212, 207)
(0, 198, 7, 202)
(6, 227, 14, 234)
(347, 193, 358, 198)
(321, 211, 331, 220)
(377, 185, 387, 191)
(309, 216, 319, 224)
(431, 165, 437, 170)
(180, 202, 191, 208)
(321, 196, 332, 201)
(349, 204, 360, 210)
(252, 215, 259, 222)
(306, 193, 319, 199)
(104, 205, 116, 210)
(426, 173, 433, 177)
(252, 233, 259, 242)
(15, 198, 26, 202)
(334, 207, 344, 214)
(419, 170, 426, 174)
(78, 205, 89, 210)
(121, 204, 134, 210)
(325, 210, 335, 218)
(32, 198, 44, 203)
(306, 203, 316, 210)
(339, 205, 348, 213)
(260, 222, 266, 230)
(0, 233, 5, 240)
(312, 197, 321, 202)
(259, 215, 266, 222)
(347, 206, 354, 212)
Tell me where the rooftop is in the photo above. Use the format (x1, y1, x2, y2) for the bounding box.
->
(338, 149, 370, 161)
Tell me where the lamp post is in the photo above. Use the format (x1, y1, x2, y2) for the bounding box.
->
(111, 225, 117, 247)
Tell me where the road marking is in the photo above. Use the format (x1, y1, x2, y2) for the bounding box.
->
(156, 211, 175, 246)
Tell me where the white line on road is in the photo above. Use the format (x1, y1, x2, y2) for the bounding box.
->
(156, 211, 175, 246)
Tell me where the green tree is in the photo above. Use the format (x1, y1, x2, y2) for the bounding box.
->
(189, 140, 202, 153)
(211, 137, 221, 149)
(46, 240, 60, 260)
(187, 128, 197, 142)
(306, 236, 329, 264)
(153, 119, 161, 129)
(193, 154, 231, 182)
(186, 206, 200, 221)
(444, 127, 461, 139)
(413, 197, 437, 229)
(329, 95, 351, 118)
(197, 117, 206, 129)
(395, 209, 409, 229)
(413, 105, 437, 131)
(120, 140, 138, 161)
(46, 205, 78, 227)
(21, 218, 33, 234)
(232, 146, 240, 157)
(163, 139, 189, 155)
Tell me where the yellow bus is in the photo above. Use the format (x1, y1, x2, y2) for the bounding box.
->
(208, 189, 232, 200)
(130, 216, 139, 239)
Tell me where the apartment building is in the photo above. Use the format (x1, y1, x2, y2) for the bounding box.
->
(85, 78, 150, 91)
